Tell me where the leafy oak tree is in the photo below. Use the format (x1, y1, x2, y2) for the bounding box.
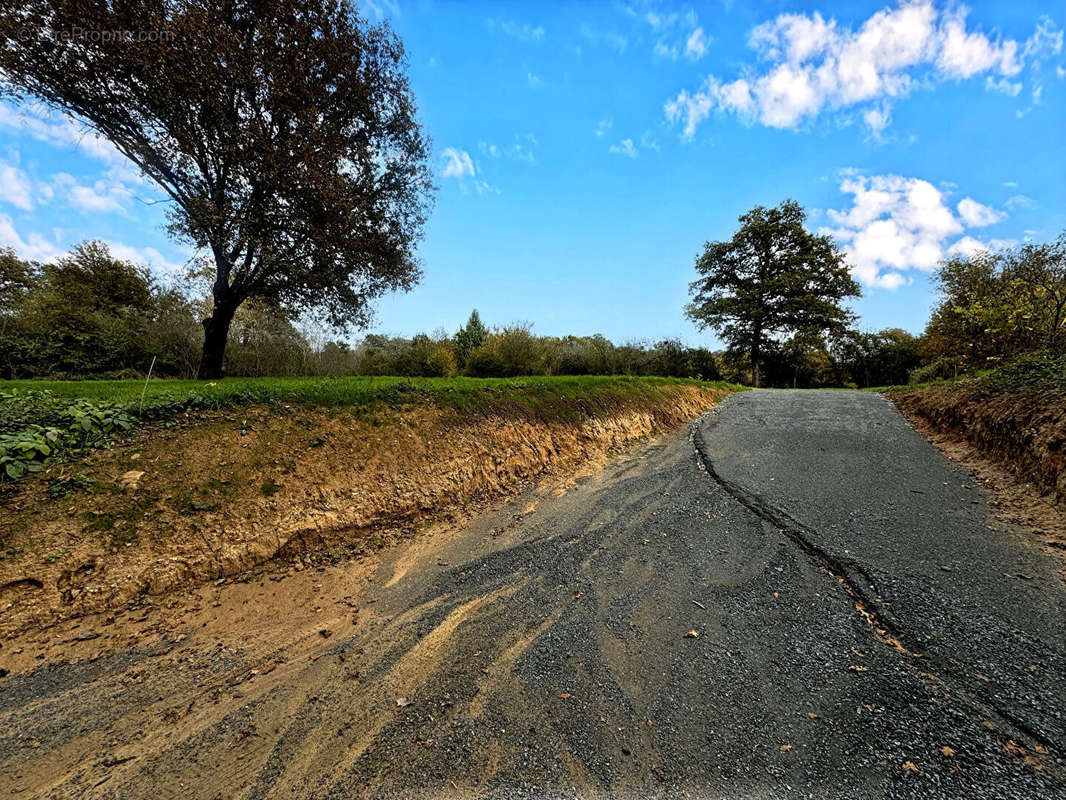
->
(0, 0, 434, 377)
(686, 200, 860, 387)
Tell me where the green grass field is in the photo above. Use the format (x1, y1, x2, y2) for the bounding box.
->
(0, 374, 739, 411)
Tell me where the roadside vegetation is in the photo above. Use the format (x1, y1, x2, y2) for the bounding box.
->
(0, 375, 740, 483)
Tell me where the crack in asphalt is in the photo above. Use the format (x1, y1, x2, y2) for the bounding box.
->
(689, 413, 904, 644)
(688, 411, 1058, 754)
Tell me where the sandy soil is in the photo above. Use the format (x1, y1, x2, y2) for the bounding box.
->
(0, 385, 727, 637)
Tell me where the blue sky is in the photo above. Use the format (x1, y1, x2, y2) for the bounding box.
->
(1, 0, 1064, 347)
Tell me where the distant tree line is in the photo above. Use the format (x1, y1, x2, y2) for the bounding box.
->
(2, 227, 1061, 386)
(0, 244, 723, 381)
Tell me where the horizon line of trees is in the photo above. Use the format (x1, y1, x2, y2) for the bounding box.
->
(1, 226, 1062, 387)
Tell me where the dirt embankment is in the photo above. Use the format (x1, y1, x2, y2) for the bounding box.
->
(0, 384, 728, 635)
(888, 384, 1066, 505)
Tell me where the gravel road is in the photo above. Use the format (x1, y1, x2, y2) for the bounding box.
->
(1, 389, 1063, 799)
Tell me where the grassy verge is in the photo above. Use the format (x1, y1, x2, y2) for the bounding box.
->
(0, 375, 744, 482)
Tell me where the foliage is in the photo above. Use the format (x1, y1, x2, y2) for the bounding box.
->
(0, 389, 131, 482)
(922, 235, 1066, 372)
(0, 425, 59, 480)
(48, 473, 95, 499)
(908, 357, 962, 385)
(686, 200, 860, 386)
(980, 350, 1066, 389)
(466, 325, 548, 377)
(832, 328, 923, 388)
(454, 310, 488, 367)
(0, 242, 202, 379)
(1, 0, 434, 378)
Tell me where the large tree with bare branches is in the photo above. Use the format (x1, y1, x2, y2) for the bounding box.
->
(0, 0, 434, 377)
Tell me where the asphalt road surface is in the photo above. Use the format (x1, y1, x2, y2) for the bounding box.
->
(2, 390, 1064, 799)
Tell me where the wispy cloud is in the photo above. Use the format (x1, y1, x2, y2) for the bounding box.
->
(489, 19, 545, 43)
(478, 134, 538, 165)
(0, 163, 34, 210)
(440, 148, 476, 179)
(440, 147, 500, 195)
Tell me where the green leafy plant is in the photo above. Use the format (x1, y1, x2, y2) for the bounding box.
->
(0, 425, 60, 480)
(48, 473, 96, 499)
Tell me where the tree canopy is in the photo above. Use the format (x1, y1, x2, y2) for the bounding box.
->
(923, 236, 1066, 373)
(686, 200, 860, 386)
(0, 0, 434, 377)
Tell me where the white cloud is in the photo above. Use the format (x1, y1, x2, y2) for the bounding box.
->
(0, 164, 34, 210)
(477, 136, 537, 165)
(1022, 16, 1063, 61)
(493, 20, 545, 43)
(947, 235, 1017, 257)
(51, 173, 132, 214)
(594, 117, 613, 138)
(640, 130, 661, 151)
(1005, 193, 1036, 210)
(936, 9, 1019, 78)
(956, 196, 1004, 227)
(654, 40, 679, 61)
(527, 72, 542, 89)
(0, 214, 62, 261)
(862, 103, 893, 138)
(105, 242, 187, 274)
(985, 76, 1022, 96)
(824, 172, 1004, 288)
(685, 27, 709, 60)
(440, 148, 503, 195)
(440, 148, 476, 179)
(665, 1, 1041, 138)
(664, 87, 716, 138)
(609, 138, 638, 158)
(0, 103, 124, 165)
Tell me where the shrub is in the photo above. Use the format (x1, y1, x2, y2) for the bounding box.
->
(466, 326, 548, 377)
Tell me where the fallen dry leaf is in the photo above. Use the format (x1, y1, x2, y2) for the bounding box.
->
(1004, 740, 1027, 757)
(902, 760, 919, 773)
(396, 697, 411, 707)
(118, 470, 145, 489)
(558, 693, 571, 699)
(684, 629, 699, 638)
(780, 744, 792, 752)
(849, 664, 869, 672)
(940, 746, 955, 757)
(807, 711, 818, 719)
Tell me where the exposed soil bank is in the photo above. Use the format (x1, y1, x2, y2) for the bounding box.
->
(887, 384, 1066, 504)
(0, 383, 729, 635)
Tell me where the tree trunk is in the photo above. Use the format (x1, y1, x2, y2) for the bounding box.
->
(751, 333, 762, 388)
(198, 301, 237, 379)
